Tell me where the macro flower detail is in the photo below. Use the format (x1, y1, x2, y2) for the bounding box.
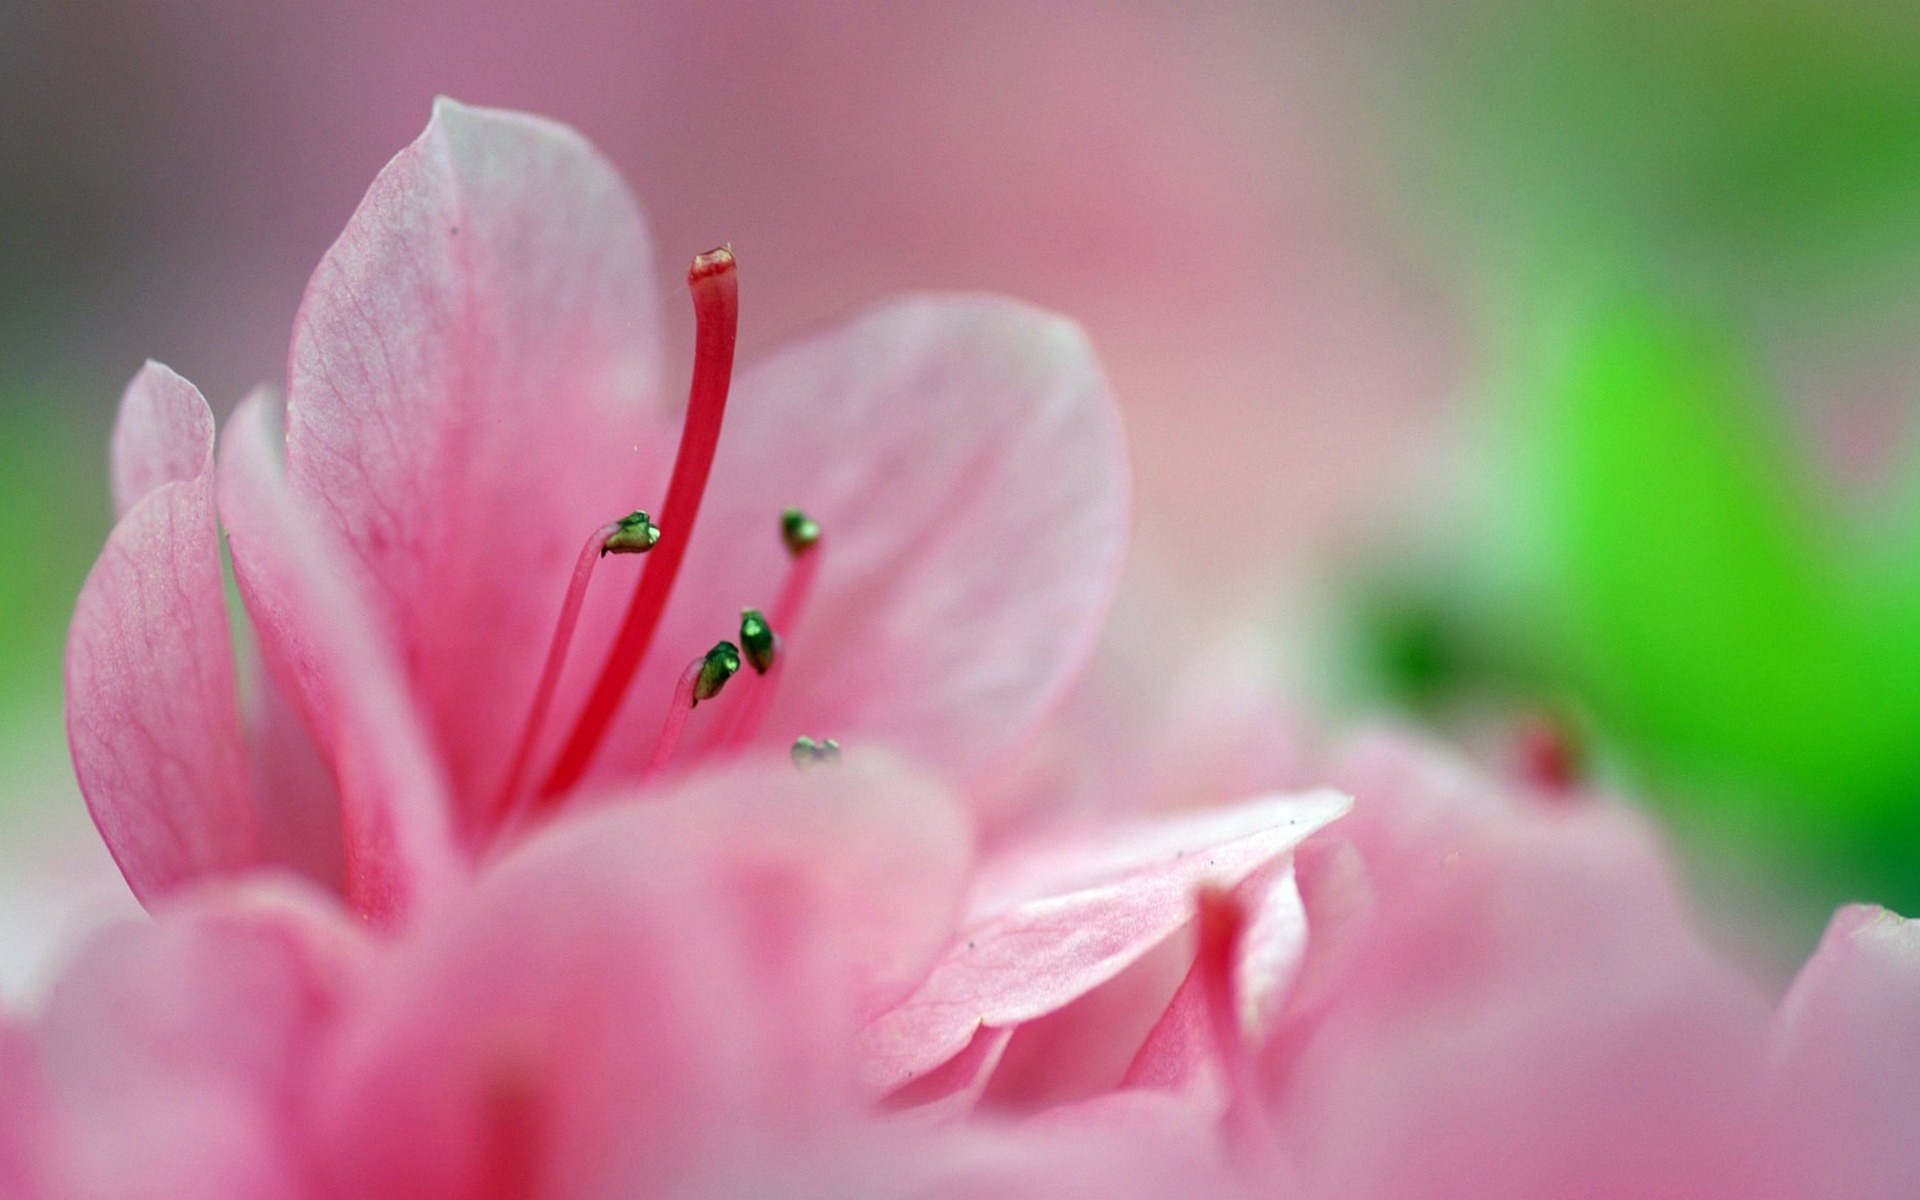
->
(44, 90, 1920, 1200)
(65, 98, 1129, 922)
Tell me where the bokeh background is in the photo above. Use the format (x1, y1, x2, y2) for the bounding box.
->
(3, 0, 1917, 992)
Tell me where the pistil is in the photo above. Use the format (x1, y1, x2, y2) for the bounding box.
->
(537, 247, 739, 803)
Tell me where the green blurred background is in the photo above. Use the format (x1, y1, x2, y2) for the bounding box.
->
(3, 0, 1918, 971)
(1344, 0, 1920, 924)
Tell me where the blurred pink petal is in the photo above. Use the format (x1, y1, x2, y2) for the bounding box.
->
(1768, 904, 1920, 1200)
(65, 363, 267, 902)
(307, 757, 968, 1197)
(1260, 735, 1790, 1200)
(20, 881, 363, 1198)
(0, 1014, 51, 1199)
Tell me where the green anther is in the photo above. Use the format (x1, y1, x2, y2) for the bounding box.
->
(780, 507, 821, 557)
(791, 736, 841, 768)
(692, 640, 742, 705)
(739, 609, 776, 675)
(603, 510, 661, 556)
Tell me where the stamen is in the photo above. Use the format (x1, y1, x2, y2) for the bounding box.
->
(539, 247, 740, 803)
(781, 507, 821, 556)
(738, 608, 775, 675)
(719, 510, 824, 754)
(601, 510, 660, 555)
(490, 515, 655, 831)
(643, 640, 741, 782)
(791, 736, 841, 768)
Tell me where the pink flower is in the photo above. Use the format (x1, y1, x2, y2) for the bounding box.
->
(52, 95, 1920, 1199)
(61, 97, 1352, 1128)
(66, 98, 1130, 922)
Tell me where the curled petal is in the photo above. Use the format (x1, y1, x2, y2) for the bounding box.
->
(66, 363, 266, 903)
(865, 790, 1349, 1093)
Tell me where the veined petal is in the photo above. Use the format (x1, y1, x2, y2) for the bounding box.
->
(864, 790, 1349, 1093)
(618, 295, 1129, 792)
(219, 392, 458, 923)
(285, 97, 667, 828)
(109, 361, 217, 518)
(66, 363, 266, 903)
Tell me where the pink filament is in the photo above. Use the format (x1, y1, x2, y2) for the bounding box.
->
(488, 520, 621, 833)
(721, 536, 823, 753)
(537, 249, 739, 804)
(642, 654, 709, 783)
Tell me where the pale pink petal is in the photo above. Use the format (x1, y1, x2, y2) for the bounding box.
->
(1123, 864, 1309, 1105)
(1266, 785, 1789, 1200)
(311, 756, 970, 1198)
(66, 363, 266, 903)
(241, 640, 346, 891)
(1768, 904, 1920, 1200)
(109, 360, 216, 518)
(887, 1026, 1016, 1118)
(978, 928, 1193, 1113)
(613, 296, 1129, 790)
(864, 791, 1349, 1092)
(219, 392, 457, 922)
(616, 752, 974, 1018)
(30, 881, 363, 1199)
(285, 96, 667, 828)
(772, 1102, 1249, 1200)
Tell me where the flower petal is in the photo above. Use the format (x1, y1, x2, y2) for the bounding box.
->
(109, 360, 216, 517)
(622, 752, 974, 1018)
(285, 97, 667, 827)
(1266, 752, 1788, 1200)
(30, 881, 363, 1198)
(864, 790, 1349, 1092)
(218, 392, 458, 922)
(1768, 904, 1920, 1200)
(309, 756, 969, 1197)
(619, 295, 1128, 791)
(65, 363, 266, 903)
(0, 1015, 52, 1199)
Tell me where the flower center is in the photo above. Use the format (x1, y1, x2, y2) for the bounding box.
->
(487, 248, 828, 838)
